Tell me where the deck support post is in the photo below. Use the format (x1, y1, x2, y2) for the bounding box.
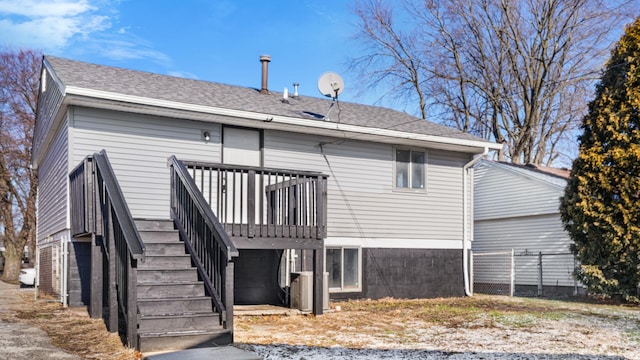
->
(89, 234, 103, 319)
(126, 261, 138, 348)
(106, 199, 118, 333)
(224, 261, 235, 341)
(313, 249, 324, 315)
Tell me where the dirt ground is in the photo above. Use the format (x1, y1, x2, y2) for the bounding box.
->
(0, 288, 141, 360)
(3, 290, 639, 359)
(234, 296, 640, 359)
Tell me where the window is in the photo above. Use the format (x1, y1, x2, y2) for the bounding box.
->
(326, 247, 361, 292)
(222, 127, 261, 167)
(395, 148, 425, 190)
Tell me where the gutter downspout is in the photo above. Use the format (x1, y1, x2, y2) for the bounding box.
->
(462, 147, 489, 296)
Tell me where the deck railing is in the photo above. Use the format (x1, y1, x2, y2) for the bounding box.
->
(70, 157, 95, 237)
(69, 150, 145, 349)
(182, 161, 328, 242)
(168, 156, 238, 329)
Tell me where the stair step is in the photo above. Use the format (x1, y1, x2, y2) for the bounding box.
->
(139, 313, 221, 332)
(139, 254, 192, 268)
(137, 329, 232, 353)
(137, 268, 198, 283)
(135, 219, 175, 231)
(143, 242, 186, 256)
(138, 296, 213, 316)
(137, 282, 205, 299)
(139, 230, 181, 243)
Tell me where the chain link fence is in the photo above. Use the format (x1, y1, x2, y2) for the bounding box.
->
(473, 250, 582, 297)
(35, 235, 69, 305)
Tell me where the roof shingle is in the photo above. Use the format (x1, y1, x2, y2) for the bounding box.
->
(45, 55, 488, 142)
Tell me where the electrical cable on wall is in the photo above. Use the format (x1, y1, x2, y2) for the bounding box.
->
(318, 142, 395, 297)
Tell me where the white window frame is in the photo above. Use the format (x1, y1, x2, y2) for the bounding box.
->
(325, 246, 362, 293)
(393, 147, 427, 192)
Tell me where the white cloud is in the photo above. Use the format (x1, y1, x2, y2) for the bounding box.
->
(0, 0, 171, 66)
(87, 36, 171, 65)
(0, 0, 93, 17)
(0, 0, 109, 51)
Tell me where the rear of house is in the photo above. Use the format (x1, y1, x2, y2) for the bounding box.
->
(473, 160, 582, 296)
(33, 55, 500, 350)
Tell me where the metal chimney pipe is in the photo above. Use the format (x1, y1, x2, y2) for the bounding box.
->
(260, 55, 271, 94)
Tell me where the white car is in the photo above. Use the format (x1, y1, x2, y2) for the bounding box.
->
(19, 268, 36, 286)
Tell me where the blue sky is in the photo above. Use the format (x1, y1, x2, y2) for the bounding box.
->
(0, 0, 372, 103)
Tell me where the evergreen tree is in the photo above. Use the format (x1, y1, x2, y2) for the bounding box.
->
(560, 17, 640, 301)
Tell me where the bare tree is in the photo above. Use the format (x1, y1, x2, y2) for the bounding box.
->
(0, 49, 40, 282)
(350, 0, 636, 165)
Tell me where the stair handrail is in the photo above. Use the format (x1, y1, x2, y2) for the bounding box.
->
(168, 155, 238, 327)
(69, 150, 145, 349)
(168, 156, 238, 259)
(93, 150, 146, 260)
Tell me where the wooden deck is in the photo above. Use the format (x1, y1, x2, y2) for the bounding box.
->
(185, 160, 328, 250)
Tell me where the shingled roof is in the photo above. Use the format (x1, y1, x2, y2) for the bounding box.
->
(45, 55, 491, 143)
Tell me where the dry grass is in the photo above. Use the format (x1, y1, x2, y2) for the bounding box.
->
(4, 291, 640, 359)
(235, 295, 640, 358)
(1, 292, 141, 360)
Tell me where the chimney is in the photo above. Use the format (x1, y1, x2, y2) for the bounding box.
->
(260, 55, 271, 94)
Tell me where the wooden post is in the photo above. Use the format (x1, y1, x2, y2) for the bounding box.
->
(224, 261, 235, 342)
(106, 200, 118, 333)
(126, 261, 138, 349)
(247, 170, 255, 238)
(315, 176, 326, 239)
(313, 249, 324, 315)
(89, 234, 103, 319)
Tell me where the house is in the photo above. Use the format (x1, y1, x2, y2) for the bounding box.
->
(32, 55, 501, 351)
(472, 160, 581, 296)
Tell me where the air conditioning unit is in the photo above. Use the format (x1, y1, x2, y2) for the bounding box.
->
(290, 271, 313, 312)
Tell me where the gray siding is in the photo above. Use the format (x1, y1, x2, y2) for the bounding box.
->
(33, 66, 65, 164)
(474, 215, 574, 286)
(264, 131, 470, 240)
(36, 119, 69, 242)
(71, 107, 222, 219)
(474, 215, 570, 254)
(70, 108, 471, 241)
(473, 161, 576, 287)
(474, 162, 562, 220)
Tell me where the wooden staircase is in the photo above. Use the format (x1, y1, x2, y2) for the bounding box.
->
(134, 219, 231, 352)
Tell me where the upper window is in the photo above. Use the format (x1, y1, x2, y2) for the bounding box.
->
(222, 127, 261, 167)
(395, 148, 425, 190)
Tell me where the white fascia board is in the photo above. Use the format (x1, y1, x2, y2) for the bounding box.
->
(325, 237, 463, 250)
(64, 86, 502, 153)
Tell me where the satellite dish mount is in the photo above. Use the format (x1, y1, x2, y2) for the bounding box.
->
(317, 72, 345, 120)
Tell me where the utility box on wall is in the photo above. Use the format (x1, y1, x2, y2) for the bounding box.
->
(290, 271, 313, 312)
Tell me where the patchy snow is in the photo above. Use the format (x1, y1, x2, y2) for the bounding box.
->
(235, 296, 640, 360)
(240, 344, 628, 359)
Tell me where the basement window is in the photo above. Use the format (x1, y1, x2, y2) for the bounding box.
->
(326, 247, 361, 292)
(394, 148, 425, 190)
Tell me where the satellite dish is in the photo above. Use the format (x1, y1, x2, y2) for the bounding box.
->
(317, 72, 344, 99)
